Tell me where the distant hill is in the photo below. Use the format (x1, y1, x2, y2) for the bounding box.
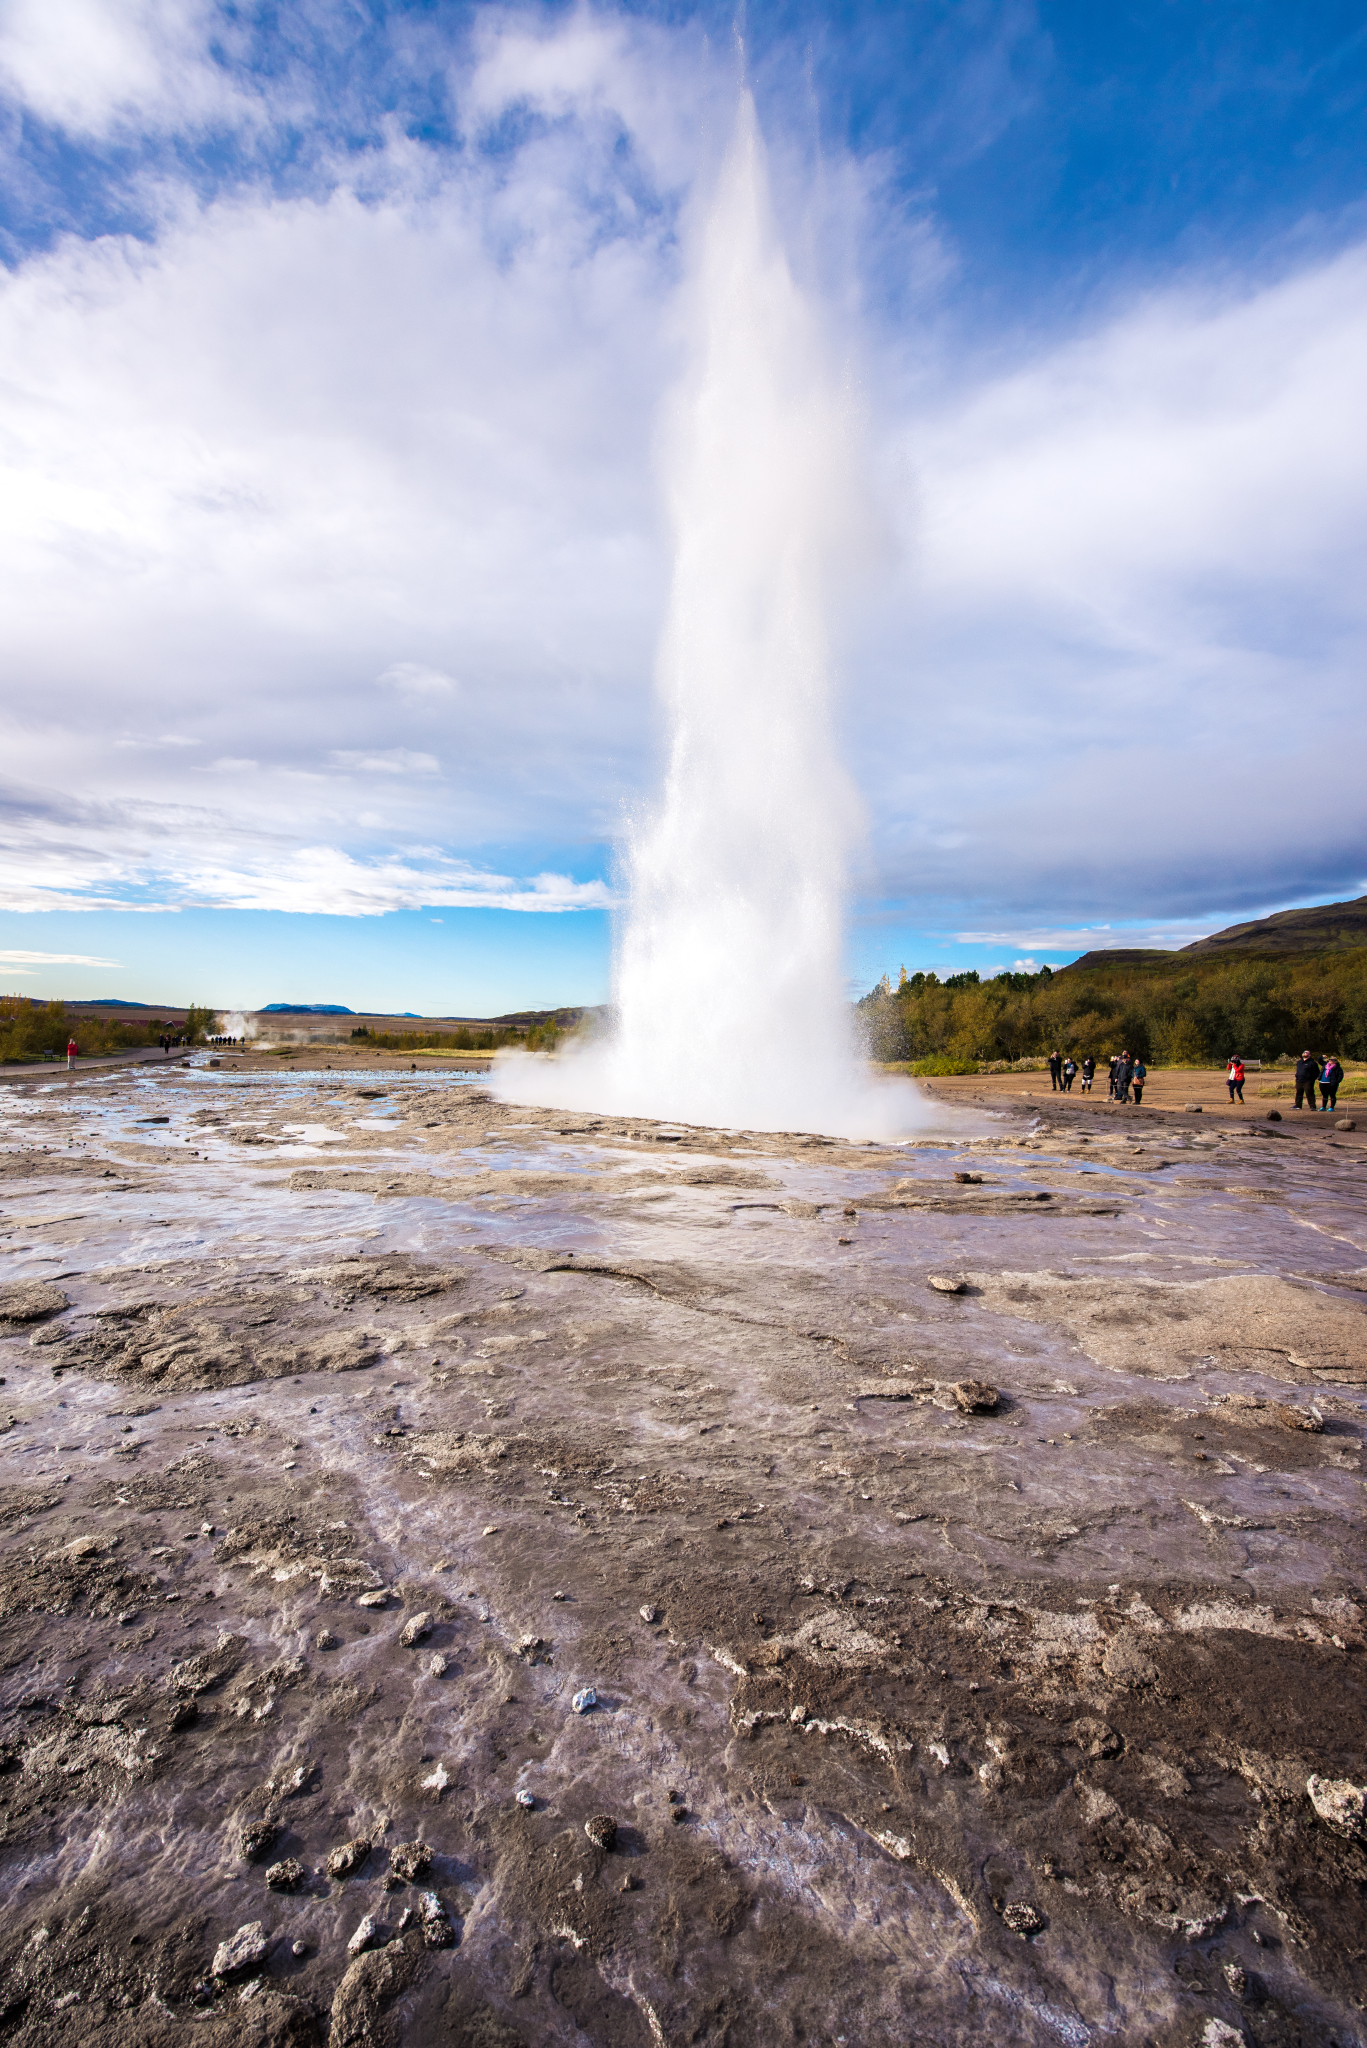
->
(1180, 895, 1367, 956)
(1061, 949, 1172, 972)
(260, 1003, 355, 1015)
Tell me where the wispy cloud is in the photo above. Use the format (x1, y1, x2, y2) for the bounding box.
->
(0, 948, 123, 966)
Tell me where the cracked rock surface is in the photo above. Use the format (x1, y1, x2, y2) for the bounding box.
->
(0, 1059, 1364, 2045)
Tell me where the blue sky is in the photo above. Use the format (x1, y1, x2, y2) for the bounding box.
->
(1, 1, 1364, 1013)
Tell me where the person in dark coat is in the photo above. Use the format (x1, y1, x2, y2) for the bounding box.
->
(1318, 1055, 1343, 1111)
(1062, 1056, 1077, 1091)
(1048, 1050, 1063, 1091)
(1080, 1054, 1095, 1092)
(1115, 1050, 1134, 1102)
(1294, 1051, 1321, 1110)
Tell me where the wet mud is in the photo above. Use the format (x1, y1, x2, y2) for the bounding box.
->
(0, 1063, 1364, 2046)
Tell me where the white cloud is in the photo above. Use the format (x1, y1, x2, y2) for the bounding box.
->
(328, 749, 441, 777)
(957, 926, 1215, 953)
(379, 663, 458, 699)
(0, 948, 122, 965)
(0, 5, 1361, 944)
(0, 0, 249, 137)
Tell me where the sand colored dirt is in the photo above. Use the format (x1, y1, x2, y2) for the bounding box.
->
(0, 1060, 1363, 2046)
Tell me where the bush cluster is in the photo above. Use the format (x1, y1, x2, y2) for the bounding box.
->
(858, 952, 1367, 1067)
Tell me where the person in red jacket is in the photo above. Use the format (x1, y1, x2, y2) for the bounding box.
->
(1226, 1055, 1245, 1103)
(66, 1036, 78, 1070)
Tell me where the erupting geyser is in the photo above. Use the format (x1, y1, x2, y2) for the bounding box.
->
(498, 94, 925, 1139)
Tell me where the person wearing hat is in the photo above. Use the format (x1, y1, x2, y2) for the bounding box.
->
(1294, 1050, 1321, 1110)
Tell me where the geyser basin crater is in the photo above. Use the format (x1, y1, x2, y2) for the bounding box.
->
(0, 1057, 1364, 2046)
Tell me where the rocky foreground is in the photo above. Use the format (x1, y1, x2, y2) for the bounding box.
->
(0, 1060, 1363, 2046)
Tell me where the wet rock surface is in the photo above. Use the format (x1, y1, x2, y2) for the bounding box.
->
(0, 1063, 1364, 2043)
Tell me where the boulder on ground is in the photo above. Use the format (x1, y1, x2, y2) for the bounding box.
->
(951, 1380, 999, 1413)
(1307, 1774, 1366, 1840)
(389, 1839, 432, 1882)
(326, 1837, 371, 1879)
(211, 1920, 269, 1979)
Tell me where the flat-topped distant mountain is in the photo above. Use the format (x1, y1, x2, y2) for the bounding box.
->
(259, 1003, 356, 1015)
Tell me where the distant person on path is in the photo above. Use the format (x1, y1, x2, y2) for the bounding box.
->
(1107, 1054, 1120, 1099)
(1294, 1051, 1321, 1110)
(1226, 1056, 1245, 1103)
(1062, 1056, 1077, 1092)
(1080, 1055, 1095, 1092)
(1048, 1050, 1063, 1091)
(1115, 1050, 1134, 1103)
(66, 1036, 78, 1070)
(1319, 1054, 1343, 1111)
(1131, 1057, 1147, 1104)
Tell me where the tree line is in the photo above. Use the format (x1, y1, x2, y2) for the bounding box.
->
(856, 951, 1367, 1070)
(0, 999, 219, 1063)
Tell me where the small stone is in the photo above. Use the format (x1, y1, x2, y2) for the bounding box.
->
(315, 1628, 339, 1651)
(552, 1590, 568, 1601)
(201, 1522, 216, 1537)
(389, 1838, 433, 1882)
(425, 1651, 449, 1678)
(325, 1837, 370, 1879)
(584, 1814, 617, 1850)
(291, 1939, 308, 1958)
(951, 1379, 999, 1414)
(356, 1590, 389, 1610)
(1335, 1118, 1355, 1131)
(639, 1605, 658, 1624)
(1201, 2023, 1245, 2048)
(1274, 1403, 1323, 1433)
(1224, 1964, 1248, 1998)
(238, 1818, 281, 1863)
(399, 1610, 433, 1647)
(481, 1525, 498, 1536)
(211, 1921, 269, 1979)
(1306, 1774, 1367, 1841)
(278, 1764, 309, 1799)
(837, 1236, 853, 1245)
(117, 1611, 139, 1627)
(953, 1171, 982, 1184)
(670, 1804, 689, 1823)
(1266, 1109, 1282, 1121)
(420, 1761, 450, 1795)
(927, 1273, 968, 1295)
(1001, 1901, 1045, 1938)
(264, 1857, 305, 1892)
(347, 1913, 385, 1957)
(571, 1687, 598, 1715)
(418, 1891, 454, 1947)
(515, 1789, 536, 1809)
(1183, 1103, 1203, 1113)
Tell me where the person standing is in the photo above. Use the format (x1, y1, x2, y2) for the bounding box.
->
(1062, 1056, 1077, 1092)
(1319, 1054, 1343, 1111)
(1294, 1050, 1321, 1110)
(1081, 1054, 1095, 1093)
(66, 1036, 78, 1070)
(1115, 1049, 1134, 1103)
(1131, 1056, 1147, 1104)
(1226, 1056, 1245, 1103)
(1048, 1050, 1063, 1091)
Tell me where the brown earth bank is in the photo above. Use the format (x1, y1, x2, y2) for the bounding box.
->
(0, 1059, 1363, 2047)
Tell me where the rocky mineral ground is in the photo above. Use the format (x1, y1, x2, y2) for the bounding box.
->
(0, 1057, 1363, 2047)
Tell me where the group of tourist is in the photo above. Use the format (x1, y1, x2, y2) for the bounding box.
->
(1292, 1050, 1345, 1111)
(1046, 1050, 1147, 1101)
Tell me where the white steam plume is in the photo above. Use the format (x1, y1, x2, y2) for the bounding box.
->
(497, 94, 926, 1140)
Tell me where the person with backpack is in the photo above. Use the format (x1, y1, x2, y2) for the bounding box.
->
(1048, 1050, 1063, 1091)
(1226, 1056, 1245, 1103)
(1131, 1056, 1147, 1104)
(1080, 1054, 1095, 1093)
(1294, 1051, 1321, 1110)
(1062, 1056, 1077, 1092)
(1319, 1054, 1344, 1111)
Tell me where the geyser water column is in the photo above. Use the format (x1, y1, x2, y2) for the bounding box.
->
(497, 95, 924, 1140)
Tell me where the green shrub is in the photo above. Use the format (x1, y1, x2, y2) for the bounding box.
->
(911, 1054, 979, 1077)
